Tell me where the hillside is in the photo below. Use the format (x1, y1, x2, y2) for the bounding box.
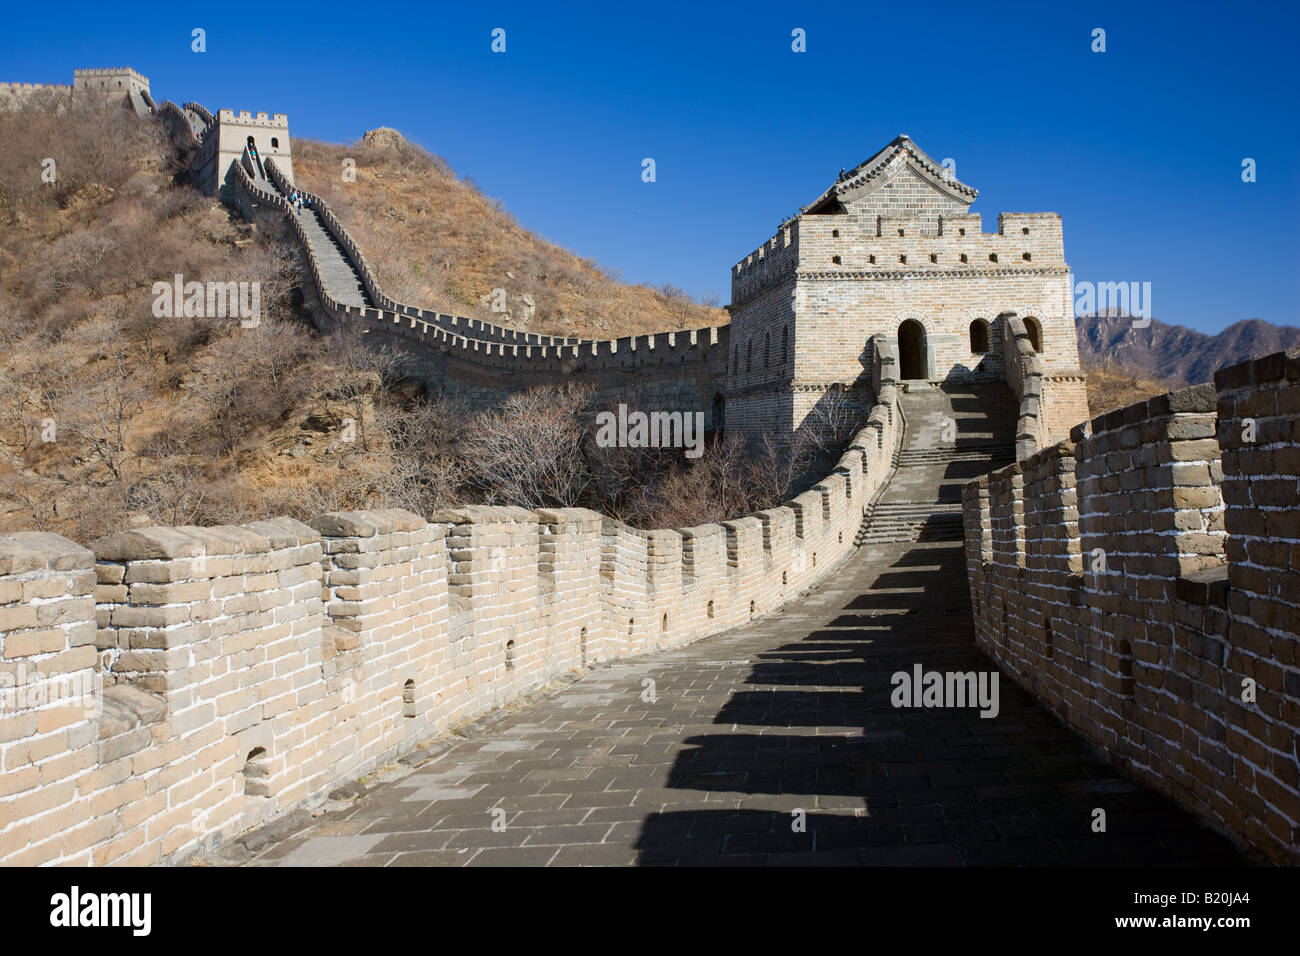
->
(1083, 366, 1180, 419)
(0, 105, 457, 542)
(291, 130, 727, 338)
(1077, 311, 1300, 388)
(0, 107, 768, 543)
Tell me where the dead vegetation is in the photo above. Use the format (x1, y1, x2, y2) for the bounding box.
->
(292, 133, 727, 339)
(1084, 365, 1180, 419)
(0, 106, 840, 542)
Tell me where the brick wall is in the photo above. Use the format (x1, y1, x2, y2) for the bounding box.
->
(226, 159, 731, 418)
(0, 382, 902, 865)
(963, 349, 1300, 864)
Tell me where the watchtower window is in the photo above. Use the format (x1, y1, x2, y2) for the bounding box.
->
(897, 229, 904, 237)
(832, 255, 841, 264)
(1022, 252, 1031, 261)
(930, 253, 938, 263)
(960, 253, 968, 263)
(832, 229, 839, 237)
(959, 228, 966, 236)
(989, 253, 998, 263)
(1021, 227, 1029, 235)
(271, 137, 279, 148)
(898, 254, 907, 264)
(969, 318, 990, 354)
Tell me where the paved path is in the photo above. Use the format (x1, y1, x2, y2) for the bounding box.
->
(260, 175, 373, 308)
(234, 385, 1244, 867)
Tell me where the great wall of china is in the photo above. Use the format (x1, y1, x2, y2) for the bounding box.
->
(0, 68, 1295, 866)
(965, 352, 1300, 864)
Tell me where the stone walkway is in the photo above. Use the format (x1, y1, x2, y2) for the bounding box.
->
(238, 534, 1243, 867)
(227, 385, 1245, 867)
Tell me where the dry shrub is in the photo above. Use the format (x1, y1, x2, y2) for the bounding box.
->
(0, 104, 854, 545)
(292, 136, 727, 339)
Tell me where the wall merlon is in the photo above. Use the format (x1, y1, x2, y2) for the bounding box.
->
(965, 348, 1299, 865)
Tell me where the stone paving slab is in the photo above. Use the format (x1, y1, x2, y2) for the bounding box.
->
(228, 389, 1246, 868)
(236, 539, 1244, 868)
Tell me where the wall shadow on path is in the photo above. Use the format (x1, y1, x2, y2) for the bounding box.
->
(633, 541, 1246, 867)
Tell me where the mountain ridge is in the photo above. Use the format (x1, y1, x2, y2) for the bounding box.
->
(1075, 311, 1300, 387)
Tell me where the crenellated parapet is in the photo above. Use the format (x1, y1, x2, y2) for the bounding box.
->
(2, 64, 152, 117)
(963, 348, 1300, 865)
(237, 158, 730, 399)
(0, 380, 903, 865)
(731, 220, 800, 308)
(0, 82, 73, 96)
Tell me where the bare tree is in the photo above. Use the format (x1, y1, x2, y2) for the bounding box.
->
(462, 384, 594, 509)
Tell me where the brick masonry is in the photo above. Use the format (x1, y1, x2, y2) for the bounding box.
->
(0, 351, 903, 865)
(963, 348, 1300, 865)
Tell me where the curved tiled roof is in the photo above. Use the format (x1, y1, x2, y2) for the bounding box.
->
(804, 134, 978, 214)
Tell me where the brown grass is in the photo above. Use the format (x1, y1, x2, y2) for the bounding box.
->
(292, 133, 727, 339)
(0, 109, 797, 543)
(1084, 365, 1180, 419)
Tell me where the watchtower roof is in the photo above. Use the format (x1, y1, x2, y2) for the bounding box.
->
(803, 134, 978, 214)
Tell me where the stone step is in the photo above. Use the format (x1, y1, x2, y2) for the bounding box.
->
(262, 178, 373, 308)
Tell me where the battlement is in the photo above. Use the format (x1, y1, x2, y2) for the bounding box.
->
(74, 66, 149, 82)
(218, 109, 289, 128)
(248, 159, 727, 375)
(185, 101, 214, 126)
(964, 348, 1300, 865)
(73, 67, 149, 96)
(185, 105, 295, 196)
(730, 220, 801, 308)
(794, 211, 1065, 274)
(0, 364, 902, 865)
(0, 82, 72, 93)
(1, 66, 150, 115)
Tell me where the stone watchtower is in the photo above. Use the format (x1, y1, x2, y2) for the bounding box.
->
(73, 67, 150, 100)
(1, 67, 152, 114)
(725, 134, 1088, 445)
(193, 109, 294, 197)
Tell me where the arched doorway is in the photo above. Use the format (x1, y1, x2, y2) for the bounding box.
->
(898, 319, 927, 380)
(969, 318, 989, 354)
(1024, 316, 1042, 352)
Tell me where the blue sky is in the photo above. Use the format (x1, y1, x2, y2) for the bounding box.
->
(4, 0, 1297, 333)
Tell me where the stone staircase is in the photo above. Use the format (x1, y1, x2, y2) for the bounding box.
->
(182, 107, 207, 138)
(259, 176, 373, 308)
(855, 382, 1017, 546)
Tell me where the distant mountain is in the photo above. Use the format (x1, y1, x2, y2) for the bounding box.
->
(1075, 311, 1300, 387)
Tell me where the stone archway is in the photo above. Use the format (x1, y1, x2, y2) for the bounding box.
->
(1023, 316, 1042, 353)
(898, 319, 927, 380)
